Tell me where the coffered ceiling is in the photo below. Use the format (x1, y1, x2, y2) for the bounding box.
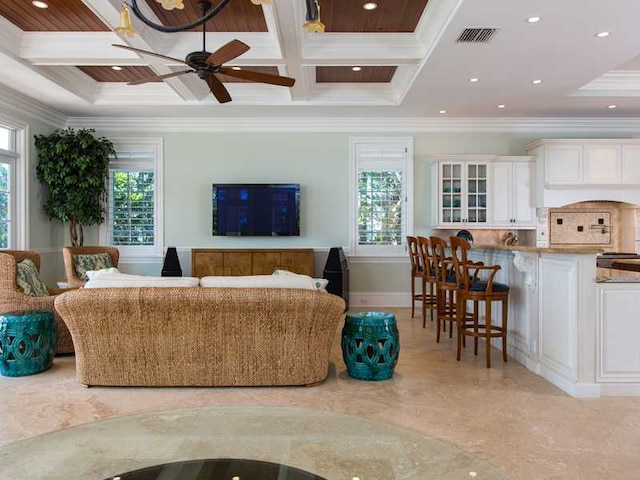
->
(0, 0, 640, 118)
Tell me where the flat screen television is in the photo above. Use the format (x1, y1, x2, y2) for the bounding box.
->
(212, 183, 300, 236)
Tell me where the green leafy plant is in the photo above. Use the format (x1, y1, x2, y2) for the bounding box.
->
(34, 128, 115, 246)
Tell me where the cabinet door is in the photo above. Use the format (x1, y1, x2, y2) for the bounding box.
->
(621, 145, 640, 184)
(512, 162, 536, 227)
(544, 145, 582, 185)
(584, 145, 621, 184)
(465, 163, 488, 225)
(489, 162, 512, 227)
(439, 162, 463, 225)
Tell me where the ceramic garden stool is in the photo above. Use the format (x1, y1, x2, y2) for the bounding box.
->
(0, 310, 56, 377)
(341, 311, 400, 381)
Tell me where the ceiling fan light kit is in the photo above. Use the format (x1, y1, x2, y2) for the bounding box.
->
(114, 3, 138, 37)
(113, 0, 297, 103)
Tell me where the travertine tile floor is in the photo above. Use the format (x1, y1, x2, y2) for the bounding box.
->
(1, 307, 639, 480)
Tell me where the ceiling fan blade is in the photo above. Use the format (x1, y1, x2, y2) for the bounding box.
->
(128, 69, 194, 86)
(205, 40, 250, 67)
(206, 75, 232, 104)
(112, 44, 186, 64)
(218, 67, 295, 87)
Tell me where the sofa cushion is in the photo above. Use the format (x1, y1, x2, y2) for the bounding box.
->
(86, 267, 120, 280)
(84, 272, 199, 288)
(16, 259, 49, 297)
(200, 274, 317, 290)
(272, 270, 328, 290)
(73, 253, 113, 281)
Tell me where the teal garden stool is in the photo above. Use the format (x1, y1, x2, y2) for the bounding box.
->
(341, 311, 399, 381)
(0, 310, 56, 377)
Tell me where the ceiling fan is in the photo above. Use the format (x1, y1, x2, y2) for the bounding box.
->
(111, 39, 295, 104)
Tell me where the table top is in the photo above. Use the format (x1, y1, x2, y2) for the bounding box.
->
(105, 458, 326, 480)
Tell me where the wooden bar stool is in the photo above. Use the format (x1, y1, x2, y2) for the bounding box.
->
(449, 237, 510, 368)
(429, 236, 458, 342)
(407, 236, 424, 319)
(416, 236, 437, 327)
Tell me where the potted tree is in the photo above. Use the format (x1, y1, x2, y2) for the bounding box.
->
(34, 128, 115, 246)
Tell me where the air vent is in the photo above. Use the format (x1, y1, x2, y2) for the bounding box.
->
(456, 27, 498, 43)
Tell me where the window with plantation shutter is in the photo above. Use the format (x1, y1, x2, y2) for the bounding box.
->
(349, 137, 413, 256)
(0, 125, 19, 249)
(100, 139, 163, 258)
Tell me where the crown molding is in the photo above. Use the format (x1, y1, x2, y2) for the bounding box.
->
(66, 116, 640, 133)
(0, 85, 67, 128)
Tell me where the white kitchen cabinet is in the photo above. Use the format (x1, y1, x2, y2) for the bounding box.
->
(489, 161, 535, 229)
(584, 145, 621, 184)
(433, 160, 489, 227)
(621, 145, 640, 184)
(544, 145, 582, 185)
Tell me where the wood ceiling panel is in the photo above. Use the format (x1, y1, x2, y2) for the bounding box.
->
(320, 0, 429, 33)
(78, 66, 162, 82)
(143, 0, 267, 32)
(0, 0, 109, 31)
(316, 66, 397, 83)
(217, 66, 279, 83)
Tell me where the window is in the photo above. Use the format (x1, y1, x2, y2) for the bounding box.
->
(100, 139, 163, 258)
(349, 137, 413, 256)
(0, 125, 21, 249)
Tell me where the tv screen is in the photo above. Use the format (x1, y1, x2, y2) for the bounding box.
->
(212, 183, 300, 236)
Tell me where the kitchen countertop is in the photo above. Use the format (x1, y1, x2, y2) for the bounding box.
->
(472, 244, 604, 254)
(611, 259, 640, 272)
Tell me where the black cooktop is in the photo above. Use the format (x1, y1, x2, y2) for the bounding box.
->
(105, 459, 326, 480)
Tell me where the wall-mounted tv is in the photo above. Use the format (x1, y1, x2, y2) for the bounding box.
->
(212, 183, 300, 236)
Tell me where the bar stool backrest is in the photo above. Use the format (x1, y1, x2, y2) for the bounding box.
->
(406, 236, 422, 274)
(449, 236, 472, 291)
(416, 236, 436, 282)
(429, 237, 451, 285)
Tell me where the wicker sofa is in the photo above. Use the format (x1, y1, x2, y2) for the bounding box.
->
(54, 287, 345, 387)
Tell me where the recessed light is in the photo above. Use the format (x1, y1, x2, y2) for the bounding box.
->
(532, 79, 543, 84)
(439, 110, 447, 114)
(32, 1, 48, 8)
(469, 78, 479, 83)
(111, 66, 123, 71)
(352, 66, 362, 72)
(596, 31, 611, 38)
(231, 66, 242, 70)
(363, 2, 377, 10)
(498, 104, 505, 109)
(526, 16, 541, 23)
(608, 104, 617, 109)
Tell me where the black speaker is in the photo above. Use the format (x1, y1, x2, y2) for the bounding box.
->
(161, 247, 183, 277)
(323, 246, 349, 308)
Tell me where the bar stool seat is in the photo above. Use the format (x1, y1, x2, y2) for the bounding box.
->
(467, 281, 510, 292)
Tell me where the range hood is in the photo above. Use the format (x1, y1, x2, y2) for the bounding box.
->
(538, 187, 640, 208)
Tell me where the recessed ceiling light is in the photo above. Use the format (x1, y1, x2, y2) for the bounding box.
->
(596, 31, 611, 38)
(498, 104, 505, 109)
(231, 66, 242, 70)
(352, 66, 362, 72)
(111, 66, 123, 71)
(32, 1, 48, 8)
(363, 2, 377, 10)
(469, 78, 479, 83)
(526, 16, 541, 23)
(532, 79, 543, 84)
(439, 110, 447, 114)
(608, 104, 617, 109)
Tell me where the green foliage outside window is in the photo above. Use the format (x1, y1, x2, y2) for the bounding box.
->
(34, 128, 114, 246)
(358, 170, 403, 245)
(111, 170, 154, 246)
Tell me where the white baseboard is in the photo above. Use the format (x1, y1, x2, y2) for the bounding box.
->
(538, 364, 601, 398)
(349, 292, 411, 307)
(599, 383, 640, 396)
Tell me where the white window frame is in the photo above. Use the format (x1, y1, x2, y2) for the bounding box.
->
(348, 137, 414, 257)
(0, 119, 27, 250)
(99, 138, 163, 260)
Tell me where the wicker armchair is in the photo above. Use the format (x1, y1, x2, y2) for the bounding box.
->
(0, 251, 74, 354)
(63, 246, 120, 288)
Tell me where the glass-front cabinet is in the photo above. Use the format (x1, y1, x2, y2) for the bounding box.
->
(437, 161, 488, 227)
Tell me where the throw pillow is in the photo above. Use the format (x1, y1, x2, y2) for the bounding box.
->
(86, 267, 120, 280)
(73, 253, 113, 282)
(16, 259, 49, 297)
